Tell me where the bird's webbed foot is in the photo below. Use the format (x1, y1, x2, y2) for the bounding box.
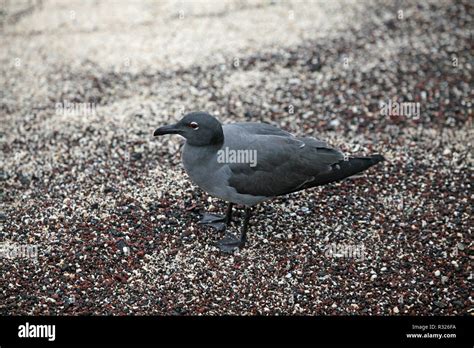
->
(198, 213, 227, 231)
(215, 232, 246, 253)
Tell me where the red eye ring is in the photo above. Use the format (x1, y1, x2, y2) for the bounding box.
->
(188, 122, 199, 130)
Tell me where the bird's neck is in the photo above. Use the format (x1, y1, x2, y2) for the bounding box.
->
(209, 129, 224, 146)
(185, 141, 223, 153)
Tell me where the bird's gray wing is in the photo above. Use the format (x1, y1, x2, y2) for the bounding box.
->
(235, 122, 333, 149)
(230, 122, 294, 137)
(222, 125, 344, 197)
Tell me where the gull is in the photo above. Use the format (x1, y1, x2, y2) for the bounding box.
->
(154, 112, 384, 253)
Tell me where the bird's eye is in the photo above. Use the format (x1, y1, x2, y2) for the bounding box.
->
(188, 122, 199, 130)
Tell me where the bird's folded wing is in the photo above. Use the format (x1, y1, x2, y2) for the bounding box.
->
(225, 133, 344, 197)
(230, 122, 294, 137)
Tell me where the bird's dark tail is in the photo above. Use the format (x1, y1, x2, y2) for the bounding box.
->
(306, 154, 385, 188)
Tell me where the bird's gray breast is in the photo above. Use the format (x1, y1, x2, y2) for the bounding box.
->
(181, 142, 268, 206)
(182, 143, 228, 197)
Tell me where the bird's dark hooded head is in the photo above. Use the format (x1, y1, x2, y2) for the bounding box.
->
(153, 112, 224, 146)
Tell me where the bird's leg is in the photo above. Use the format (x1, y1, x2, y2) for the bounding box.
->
(216, 207, 251, 253)
(198, 202, 233, 231)
(225, 202, 233, 224)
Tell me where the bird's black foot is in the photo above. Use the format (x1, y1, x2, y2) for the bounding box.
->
(198, 213, 226, 231)
(215, 233, 246, 253)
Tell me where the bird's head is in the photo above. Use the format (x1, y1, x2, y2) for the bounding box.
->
(153, 112, 224, 146)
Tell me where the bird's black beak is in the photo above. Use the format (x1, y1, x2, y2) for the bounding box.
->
(153, 124, 181, 136)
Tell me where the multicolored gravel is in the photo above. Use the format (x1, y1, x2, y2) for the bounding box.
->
(0, 0, 472, 315)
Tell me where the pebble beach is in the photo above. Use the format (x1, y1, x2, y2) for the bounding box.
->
(0, 0, 472, 315)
